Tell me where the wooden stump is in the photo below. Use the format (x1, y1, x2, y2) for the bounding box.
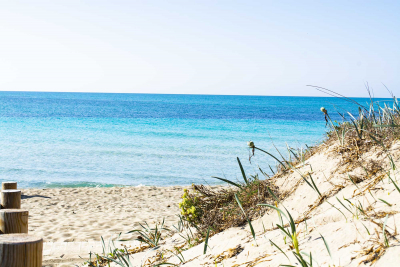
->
(1, 190, 21, 209)
(2, 182, 17, 190)
(0, 209, 28, 234)
(0, 234, 42, 267)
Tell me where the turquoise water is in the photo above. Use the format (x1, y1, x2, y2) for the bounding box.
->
(0, 92, 386, 188)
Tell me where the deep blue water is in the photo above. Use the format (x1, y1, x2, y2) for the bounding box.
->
(0, 92, 390, 188)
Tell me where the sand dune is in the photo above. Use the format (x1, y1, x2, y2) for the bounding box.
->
(20, 141, 400, 266)
(77, 140, 400, 267)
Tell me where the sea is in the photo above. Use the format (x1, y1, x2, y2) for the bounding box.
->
(0, 91, 390, 188)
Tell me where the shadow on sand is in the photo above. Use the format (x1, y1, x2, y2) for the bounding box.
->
(21, 194, 51, 199)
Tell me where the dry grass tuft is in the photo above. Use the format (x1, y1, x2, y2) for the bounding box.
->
(213, 245, 244, 264)
(357, 245, 386, 265)
(181, 179, 279, 234)
(322, 95, 399, 173)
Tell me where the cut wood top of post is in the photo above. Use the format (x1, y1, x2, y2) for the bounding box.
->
(0, 209, 28, 214)
(0, 234, 42, 244)
(2, 182, 17, 190)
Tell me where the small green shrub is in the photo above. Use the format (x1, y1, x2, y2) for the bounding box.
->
(179, 188, 202, 224)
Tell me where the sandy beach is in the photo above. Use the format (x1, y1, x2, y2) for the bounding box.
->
(21, 186, 186, 243)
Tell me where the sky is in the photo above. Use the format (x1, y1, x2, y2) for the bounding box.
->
(0, 1, 399, 97)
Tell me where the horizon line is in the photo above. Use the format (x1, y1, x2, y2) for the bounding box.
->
(0, 90, 393, 99)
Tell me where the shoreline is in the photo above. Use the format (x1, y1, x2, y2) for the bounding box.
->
(17, 183, 207, 190)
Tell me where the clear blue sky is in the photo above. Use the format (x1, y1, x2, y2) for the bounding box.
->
(0, 1, 399, 97)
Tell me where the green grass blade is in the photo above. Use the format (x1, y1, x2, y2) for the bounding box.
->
(276, 224, 291, 239)
(101, 236, 106, 256)
(327, 201, 347, 222)
(126, 229, 143, 234)
(138, 232, 156, 247)
(348, 116, 362, 139)
(268, 164, 276, 175)
(388, 175, 400, 194)
(257, 204, 288, 221)
(237, 157, 249, 185)
(336, 197, 354, 215)
(300, 252, 312, 263)
(355, 201, 365, 216)
(247, 219, 257, 243)
(103, 256, 122, 265)
(155, 224, 159, 245)
(309, 174, 322, 196)
(383, 214, 389, 247)
(211, 176, 241, 188)
(289, 148, 300, 162)
(235, 194, 256, 242)
(114, 249, 130, 266)
(269, 239, 289, 261)
(348, 174, 359, 188)
(203, 227, 210, 254)
(379, 198, 392, 207)
(343, 198, 352, 206)
(292, 251, 308, 267)
(235, 194, 246, 216)
(361, 222, 370, 235)
(258, 166, 270, 178)
(299, 174, 315, 192)
(286, 208, 296, 235)
(255, 147, 287, 170)
(267, 186, 281, 204)
(320, 234, 332, 261)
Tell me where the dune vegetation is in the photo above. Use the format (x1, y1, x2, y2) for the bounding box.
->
(85, 90, 400, 266)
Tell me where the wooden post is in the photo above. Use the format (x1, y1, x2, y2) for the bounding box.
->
(2, 182, 17, 191)
(1, 190, 21, 209)
(0, 209, 28, 234)
(0, 234, 43, 267)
